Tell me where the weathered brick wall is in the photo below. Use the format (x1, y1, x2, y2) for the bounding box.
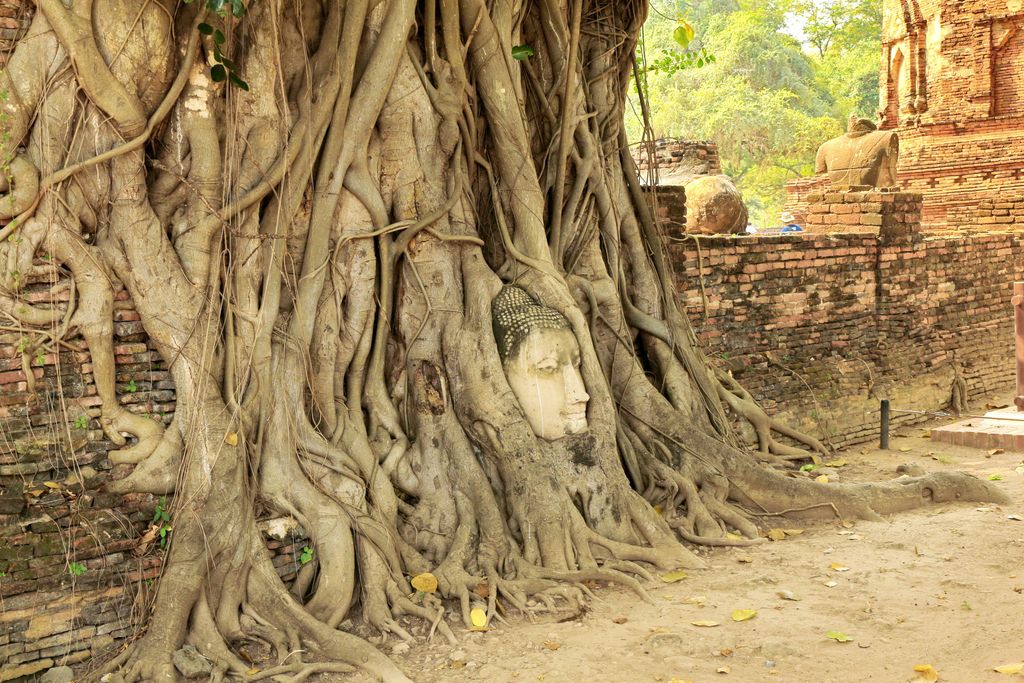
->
(782, 175, 830, 226)
(641, 185, 686, 239)
(0, 0, 31, 66)
(0, 271, 308, 679)
(669, 231, 1024, 448)
(881, 0, 1024, 229)
(802, 187, 923, 241)
(633, 139, 721, 179)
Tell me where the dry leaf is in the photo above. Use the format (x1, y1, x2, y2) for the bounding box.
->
(716, 666, 731, 674)
(737, 556, 753, 563)
(612, 617, 628, 624)
(824, 459, 847, 467)
(224, 432, 239, 446)
(815, 474, 830, 484)
(245, 668, 261, 676)
(42, 481, 60, 489)
(766, 528, 786, 541)
(410, 572, 438, 594)
(824, 580, 838, 588)
(1008, 514, 1023, 521)
(473, 581, 490, 598)
(133, 525, 159, 557)
(730, 609, 757, 622)
(841, 521, 854, 529)
(994, 663, 1024, 674)
(913, 664, 939, 681)
(783, 529, 805, 536)
(470, 607, 488, 630)
(660, 569, 688, 583)
(826, 630, 854, 643)
(830, 563, 850, 572)
(725, 532, 743, 541)
(899, 447, 912, 452)
(690, 620, 720, 627)
(449, 660, 466, 669)
(542, 641, 561, 651)
(989, 448, 1005, 456)
(777, 590, 800, 601)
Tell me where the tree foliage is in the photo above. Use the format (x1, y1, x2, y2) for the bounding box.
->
(630, 0, 882, 225)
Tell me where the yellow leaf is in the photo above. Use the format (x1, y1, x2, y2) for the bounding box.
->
(470, 607, 488, 630)
(43, 481, 60, 489)
(690, 620, 720, 627)
(660, 569, 688, 583)
(815, 474, 830, 484)
(824, 459, 847, 467)
(783, 528, 804, 536)
(716, 666, 731, 673)
(725, 532, 743, 541)
(654, 504, 663, 515)
(767, 528, 786, 541)
(913, 664, 939, 681)
(994, 663, 1024, 674)
(410, 572, 438, 594)
(245, 668, 261, 676)
(731, 609, 757, 622)
(989, 448, 1005, 456)
(224, 432, 239, 446)
(543, 640, 561, 650)
(899, 447, 912, 452)
(830, 563, 850, 572)
(826, 630, 854, 643)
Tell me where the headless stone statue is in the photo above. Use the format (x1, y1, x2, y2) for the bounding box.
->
(815, 116, 899, 188)
(492, 285, 590, 441)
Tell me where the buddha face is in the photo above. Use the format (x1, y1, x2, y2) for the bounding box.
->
(503, 327, 590, 441)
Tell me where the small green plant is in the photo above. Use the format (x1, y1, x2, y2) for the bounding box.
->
(74, 415, 89, 430)
(68, 561, 86, 577)
(34, 350, 45, 366)
(15, 337, 27, 354)
(511, 44, 534, 61)
(153, 496, 172, 549)
(126, 379, 137, 393)
(299, 546, 314, 565)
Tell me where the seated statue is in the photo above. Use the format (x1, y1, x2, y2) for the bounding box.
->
(492, 285, 590, 440)
(815, 116, 899, 188)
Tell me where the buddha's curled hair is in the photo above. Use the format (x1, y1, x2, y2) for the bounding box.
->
(491, 285, 571, 362)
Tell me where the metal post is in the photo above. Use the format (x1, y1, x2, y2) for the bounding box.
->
(1014, 282, 1024, 411)
(880, 399, 890, 450)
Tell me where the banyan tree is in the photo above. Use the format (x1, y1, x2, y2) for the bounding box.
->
(0, 0, 1005, 680)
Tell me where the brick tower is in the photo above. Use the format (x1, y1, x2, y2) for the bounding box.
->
(881, 0, 1024, 229)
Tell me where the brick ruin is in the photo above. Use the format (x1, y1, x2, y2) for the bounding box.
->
(786, 0, 1024, 231)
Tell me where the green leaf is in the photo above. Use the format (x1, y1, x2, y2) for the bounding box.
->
(229, 73, 250, 91)
(219, 56, 238, 71)
(231, 0, 245, 17)
(511, 44, 534, 61)
(800, 464, 817, 472)
(299, 546, 314, 565)
(206, 0, 226, 13)
(826, 630, 854, 643)
(673, 21, 695, 49)
(74, 415, 88, 430)
(989, 474, 1003, 481)
(197, 22, 214, 35)
(68, 561, 87, 577)
(126, 379, 137, 393)
(210, 64, 227, 82)
(213, 29, 226, 45)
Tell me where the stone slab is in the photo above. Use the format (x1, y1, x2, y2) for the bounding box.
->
(930, 409, 1024, 451)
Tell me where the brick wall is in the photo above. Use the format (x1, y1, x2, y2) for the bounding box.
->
(0, 0, 30, 66)
(669, 231, 1024, 448)
(782, 175, 830, 226)
(633, 139, 721, 180)
(0, 271, 308, 679)
(802, 187, 923, 240)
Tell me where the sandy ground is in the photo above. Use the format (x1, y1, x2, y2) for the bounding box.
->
(340, 411, 1024, 683)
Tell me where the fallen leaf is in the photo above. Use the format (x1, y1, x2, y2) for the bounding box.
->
(470, 607, 488, 630)
(826, 630, 854, 643)
(824, 580, 838, 588)
(542, 641, 561, 650)
(691, 620, 720, 627)
(473, 581, 490, 598)
(654, 504, 663, 515)
(994, 663, 1024, 674)
(660, 569, 688, 583)
(731, 609, 757, 622)
(815, 475, 830, 484)
(1008, 514, 1023, 521)
(783, 528, 805, 536)
(824, 459, 847, 467)
(737, 556, 753, 563)
(410, 572, 438, 594)
(989, 448, 1005, 456)
(718, 648, 733, 656)
(776, 590, 800, 601)
(612, 617, 628, 624)
(449, 659, 466, 669)
(913, 664, 939, 681)
(28, 489, 44, 497)
(682, 595, 706, 605)
(841, 521, 854, 529)
(725, 532, 743, 541)
(960, 601, 972, 611)
(245, 668, 261, 676)
(847, 534, 863, 540)
(899, 447, 912, 452)
(224, 432, 239, 446)
(830, 563, 850, 572)
(989, 474, 1004, 481)
(1016, 465, 1024, 476)
(766, 528, 787, 541)
(716, 666, 731, 674)
(42, 481, 60, 489)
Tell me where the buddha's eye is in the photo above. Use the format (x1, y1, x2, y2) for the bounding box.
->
(536, 362, 558, 374)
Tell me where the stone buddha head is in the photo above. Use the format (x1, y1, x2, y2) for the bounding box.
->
(492, 286, 590, 440)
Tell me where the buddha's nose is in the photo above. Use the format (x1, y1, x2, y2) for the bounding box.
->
(564, 365, 590, 404)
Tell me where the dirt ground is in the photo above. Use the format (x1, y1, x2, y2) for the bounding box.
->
(337, 405, 1024, 683)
